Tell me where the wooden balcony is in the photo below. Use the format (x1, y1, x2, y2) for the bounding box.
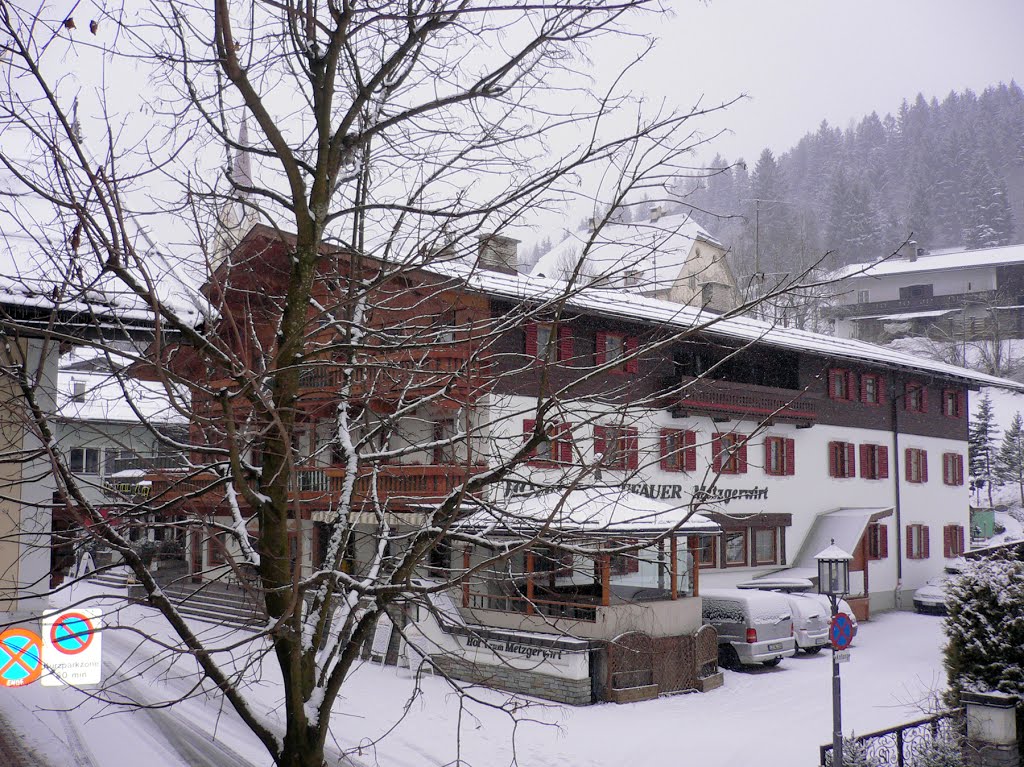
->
(298, 347, 482, 409)
(145, 463, 486, 514)
(669, 376, 818, 425)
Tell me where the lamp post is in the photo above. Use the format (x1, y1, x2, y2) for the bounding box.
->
(816, 540, 853, 767)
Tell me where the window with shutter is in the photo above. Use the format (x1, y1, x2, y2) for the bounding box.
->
(942, 389, 964, 418)
(524, 420, 573, 466)
(828, 441, 856, 478)
(596, 425, 638, 471)
(661, 429, 696, 473)
(861, 373, 884, 405)
(765, 436, 795, 476)
(942, 453, 964, 486)
(905, 382, 928, 413)
(828, 368, 855, 401)
(905, 448, 928, 483)
(907, 524, 930, 559)
(715, 433, 747, 475)
(594, 331, 638, 373)
(860, 444, 888, 480)
(867, 523, 888, 560)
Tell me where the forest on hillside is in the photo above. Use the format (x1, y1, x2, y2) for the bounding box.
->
(675, 82, 1024, 278)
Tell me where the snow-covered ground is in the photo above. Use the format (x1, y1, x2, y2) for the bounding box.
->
(2, 580, 952, 767)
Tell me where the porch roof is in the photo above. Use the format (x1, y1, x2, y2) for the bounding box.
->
(790, 507, 894, 569)
(461, 486, 719, 536)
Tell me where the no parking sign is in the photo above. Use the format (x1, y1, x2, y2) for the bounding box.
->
(41, 608, 102, 687)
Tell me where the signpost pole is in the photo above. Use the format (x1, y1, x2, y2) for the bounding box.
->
(830, 595, 843, 767)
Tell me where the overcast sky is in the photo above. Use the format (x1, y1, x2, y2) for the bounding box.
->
(610, 0, 1024, 165)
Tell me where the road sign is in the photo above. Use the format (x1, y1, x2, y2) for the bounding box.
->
(49, 612, 96, 655)
(829, 612, 854, 651)
(834, 650, 851, 664)
(41, 608, 102, 687)
(0, 628, 42, 687)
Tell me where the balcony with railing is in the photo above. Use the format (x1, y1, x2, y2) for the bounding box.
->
(668, 376, 818, 425)
(146, 462, 486, 512)
(298, 347, 482, 407)
(826, 289, 1000, 319)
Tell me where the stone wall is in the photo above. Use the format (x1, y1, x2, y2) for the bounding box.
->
(431, 654, 592, 706)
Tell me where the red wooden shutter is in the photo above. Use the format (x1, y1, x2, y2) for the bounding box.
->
(594, 426, 607, 461)
(878, 445, 889, 479)
(685, 430, 697, 472)
(877, 376, 887, 405)
(785, 438, 795, 476)
(559, 326, 573, 364)
(905, 448, 913, 481)
(764, 440, 775, 476)
(524, 419, 536, 457)
(626, 429, 639, 471)
(956, 454, 964, 485)
(957, 390, 965, 418)
(828, 370, 838, 399)
(904, 383, 912, 411)
(525, 323, 538, 357)
(860, 376, 870, 403)
(625, 336, 639, 373)
(660, 430, 670, 471)
(922, 526, 930, 558)
(921, 387, 929, 413)
(560, 423, 574, 463)
(859, 444, 870, 478)
(879, 524, 889, 558)
(712, 435, 723, 473)
(595, 331, 608, 365)
(828, 442, 838, 477)
(942, 454, 951, 485)
(943, 526, 952, 558)
(846, 371, 857, 401)
(906, 528, 913, 559)
(738, 439, 748, 474)
(921, 451, 928, 483)
(845, 443, 855, 478)
(957, 526, 965, 554)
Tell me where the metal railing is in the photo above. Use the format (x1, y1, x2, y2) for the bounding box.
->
(819, 711, 961, 767)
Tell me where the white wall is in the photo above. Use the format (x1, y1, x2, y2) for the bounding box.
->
(487, 394, 969, 605)
(839, 266, 998, 306)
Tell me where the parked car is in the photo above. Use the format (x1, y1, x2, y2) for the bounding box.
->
(737, 578, 858, 652)
(701, 588, 797, 668)
(913, 562, 966, 615)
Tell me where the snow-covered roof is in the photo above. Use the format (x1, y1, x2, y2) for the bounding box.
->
(434, 260, 1024, 391)
(834, 242, 1024, 280)
(850, 309, 958, 322)
(55, 347, 187, 425)
(530, 213, 723, 293)
(460, 487, 719, 536)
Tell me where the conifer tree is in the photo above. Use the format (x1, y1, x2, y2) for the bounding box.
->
(968, 392, 1000, 507)
(997, 412, 1024, 505)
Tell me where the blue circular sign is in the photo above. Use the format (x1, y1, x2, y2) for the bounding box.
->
(0, 628, 42, 687)
(830, 613, 854, 650)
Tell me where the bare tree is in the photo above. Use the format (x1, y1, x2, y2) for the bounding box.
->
(0, 3, 827, 766)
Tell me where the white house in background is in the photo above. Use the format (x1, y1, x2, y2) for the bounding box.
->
(52, 347, 188, 547)
(531, 209, 740, 314)
(827, 242, 1024, 343)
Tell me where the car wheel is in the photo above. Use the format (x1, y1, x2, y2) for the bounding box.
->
(719, 645, 740, 669)
(762, 658, 782, 668)
(803, 646, 823, 655)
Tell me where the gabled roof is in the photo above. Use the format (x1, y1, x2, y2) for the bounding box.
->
(833, 242, 1024, 280)
(436, 261, 1024, 390)
(530, 213, 725, 293)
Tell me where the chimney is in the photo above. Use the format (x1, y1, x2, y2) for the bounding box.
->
(477, 234, 520, 275)
(650, 205, 664, 223)
(903, 240, 918, 261)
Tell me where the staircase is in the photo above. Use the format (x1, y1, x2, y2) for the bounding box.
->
(86, 568, 133, 591)
(159, 581, 267, 630)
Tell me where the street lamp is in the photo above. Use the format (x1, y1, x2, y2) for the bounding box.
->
(816, 541, 853, 767)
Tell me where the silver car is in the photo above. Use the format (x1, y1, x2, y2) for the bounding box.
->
(701, 588, 797, 668)
(737, 578, 858, 653)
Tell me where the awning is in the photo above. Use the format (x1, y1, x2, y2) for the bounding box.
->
(790, 507, 894, 568)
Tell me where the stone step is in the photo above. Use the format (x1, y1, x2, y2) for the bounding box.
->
(161, 585, 261, 611)
(169, 600, 265, 629)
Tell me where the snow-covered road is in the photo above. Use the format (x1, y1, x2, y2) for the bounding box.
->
(0, 583, 951, 767)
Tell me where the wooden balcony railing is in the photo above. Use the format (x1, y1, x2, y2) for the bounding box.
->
(671, 376, 818, 424)
(146, 463, 486, 511)
(298, 347, 481, 404)
(465, 591, 599, 622)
